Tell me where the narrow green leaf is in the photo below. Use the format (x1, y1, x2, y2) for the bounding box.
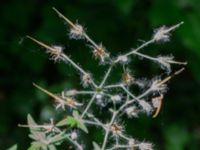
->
(56, 118, 68, 127)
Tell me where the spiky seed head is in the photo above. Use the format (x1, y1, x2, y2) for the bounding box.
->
(66, 97, 82, 108)
(138, 142, 153, 150)
(111, 95, 122, 103)
(125, 106, 139, 118)
(150, 78, 168, 93)
(110, 123, 123, 135)
(69, 23, 85, 39)
(47, 45, 64, 61)
(153, 26, 170, 42)
(81, 73, 92, 87)
(122, 70, 134, 85)
(157, 55, 174, 73)
(93, 44, 109, 62)
(117, 55, 129, 64)
(139, 100, 152, 114)
(128, 139, 136, 147)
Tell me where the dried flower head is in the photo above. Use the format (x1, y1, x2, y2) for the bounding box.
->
(93, 44, 109, 62)
(69, 23, 85, 39)
(125, 106, 139, 118)
(122, 70, 134, 85)
(81, 73, 92, 87)
(150, 78, 168, 94)
(128, 138, 136, 147)
(139, 100, 153, 115)
(110, 123, 123, 135)
(117, 55, 129, 64)
(48, 45, 64, 61)
(111, 95, 122, 103)
(65, 97, 82, 108)
(138, 142, 153, 150)
(153, 26, 170, 42)
(157, 55, 174, 73)
(153, 22, 183, 43)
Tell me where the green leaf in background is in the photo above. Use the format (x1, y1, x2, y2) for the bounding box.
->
(112, 0, 136, 15)
(164, 124, 190, 150)
(6, 144, 17, 150)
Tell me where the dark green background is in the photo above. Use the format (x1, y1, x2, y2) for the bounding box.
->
(0, 0, 200, 149)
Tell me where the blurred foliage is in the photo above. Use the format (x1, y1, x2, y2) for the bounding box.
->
(0, 0, 200, 150)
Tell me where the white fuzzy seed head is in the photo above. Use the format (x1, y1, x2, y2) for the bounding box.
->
(117, 55, 129, 64)
(81, 73, 92, 87)
(138, 142, 153, 150)
(139, 100, 152, 115)
(65, 89, 77, 96)
(96, 94, 103, 100)
(122, 70, 134, 85)
(111, 95, 122, 103)
(128, 138, 136, 147)
(48, 45, 64, 61)
(93, 44, 109, 63)
(110, 123, 123, 135)
(150, 78, 168, 93)
(69, 23, 85, 39)
(153, 26, 170, 42)
(157, 55, 174, 73)
(125, 106, 138, 118)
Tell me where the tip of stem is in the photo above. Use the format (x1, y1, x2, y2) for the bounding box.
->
(180, 21, 184, 25)
(174, 67, 185, 76)
(52, 7, 59, 14)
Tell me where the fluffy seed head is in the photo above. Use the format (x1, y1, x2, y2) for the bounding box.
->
(150, 78, 168, 93)
(93, 44, 109, 62)
(69, 23, 85, 39)
(111, 95, 122, 103)
(153, 26, 170, 42)
(138, 142, 153, 150)
(128, 139, 136, 147)
(125, 106, 139, 118)
(110, 123, 123, 135)
(71, 131, 78, 140)
(157, 55, 174, 73)
(122, 70, 134, 85)
(81, 73, 92, 87)
(117, 55, 129, 64)
(139, 100, 152, 115)
(48, 45, 64, 61)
